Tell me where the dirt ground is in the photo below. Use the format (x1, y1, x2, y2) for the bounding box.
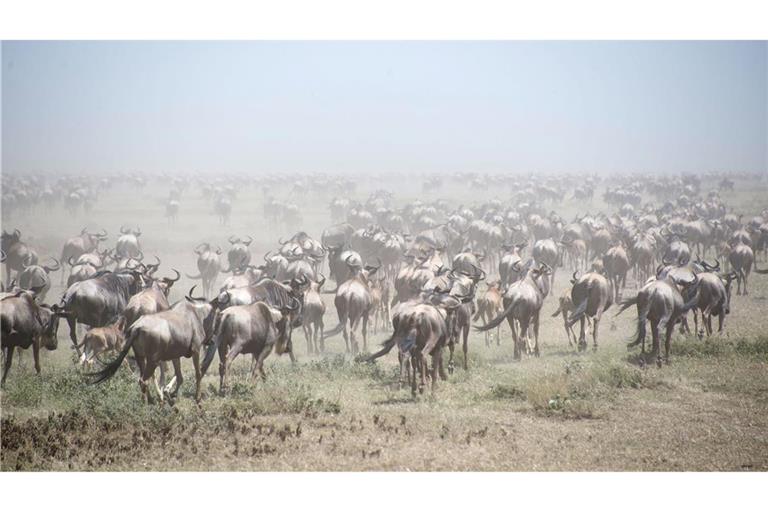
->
(2, 176, 768, 471)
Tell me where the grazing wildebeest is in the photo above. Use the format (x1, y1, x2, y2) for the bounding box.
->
(18, 258, 61, 303)
(60, 228, 108, 284)
(186, 243, 222, 297)
(566, 271, 613, 352)
(79, 317, 126, 368)
(616, 271, 700, 366)
(89, 286, 217, 404)
(302, 275, 326, 354)
(324, 257, 380, 354)
(55, 269, 147, 353)
(200, 296, 300, 393)
(476, 262, 553, 360)
(1, 288, 60, 385)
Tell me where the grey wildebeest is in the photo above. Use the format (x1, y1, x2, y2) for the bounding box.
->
(224, 235, 252, 273)
(728, 242, 755, 295)
(18, 258, 61, 303)
(498, 242, 527, 287)
(116, 225, 142, 259)
(200, 296, 300, 393)
(55, 269, 147, 354)
(60, 228, 108, 284)
(2, 229, 38, 288)
(324, 257, 381, 354)
(89, 286, 217, 404)
(566, 270, 613, 352)
(550, 271, 582, 348)
(602, 243, 630, 301)
(186, 242, 222, 297)
(686, 261, 737, 337)
(476, 262, 553, 360)
(1, 288, 60, 385)
(616, 270, 700, 366)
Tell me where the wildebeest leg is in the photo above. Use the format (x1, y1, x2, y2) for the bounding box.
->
(663, 321, 674, 364)
(509, 317, 520, 360)
(342, 319, 350, 353)
(562, 310, 573, 347)
(191, 349, 202, 403)
(716, 312, 723, 334)
(744, 268, 750, 296)
(32, 339, 41, 375)
(221, 345, 243, 394)
(1, 347, 14, 386)
(255, 345, 270, 382)
(461, 324, 468, 371)
(519, 317, 531, 356)
(303, 323, 313, 356)
(66, 316, 81, 356)
(578, 317, 587, 352)
(532, 312, 540, 357)
(446, 338, 455, 375)
(318, 319, 325, 353)
(592, 315, 600, 352)
(142, 360, 159, 404)
(362, 313, 369, 353)
(166, 358, 183, 399)
(430, 349, 440, 393)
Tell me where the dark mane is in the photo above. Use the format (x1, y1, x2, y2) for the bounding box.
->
(251, 278, 292, 307)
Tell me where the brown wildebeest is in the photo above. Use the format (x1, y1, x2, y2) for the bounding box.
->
(728, 242, 754, 295)
(302, 275, 326, 354)
(474, 280, 503, 347)
(1, 287, 60, 385)
(79, 317, 126, 368)
(88, 286, 216, 404)
(200, 297, 300, 394)
(186, 243, 222, 297)
(567, 270, 613, 352)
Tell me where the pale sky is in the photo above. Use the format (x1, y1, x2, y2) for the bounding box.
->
(2, 41, 766, 175)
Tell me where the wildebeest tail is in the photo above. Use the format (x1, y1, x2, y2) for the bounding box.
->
(362, 334, 397, 362)
(185, 271, 203, 279)
(614, 295, 639, 317)
(627, 298, 651, 347)
(85, 327, 136, 385)
(566, 296, 589, 328)
(475, 300, 514, 332)
(551, 301, 563, 317)
(323, 310, 347, 339)
(201, 312, 226, 375)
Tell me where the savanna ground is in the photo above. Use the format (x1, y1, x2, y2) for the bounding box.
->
(2, 176, 768, 471)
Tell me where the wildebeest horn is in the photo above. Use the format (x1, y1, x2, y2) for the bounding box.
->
(120, 225, 130, 234)
(279, 237, 287, 245)
(44, 258, 61, 273)
(98, 228, 107, 237)
(345, 255, 360, 268)
(216, 245, 222, 254)
(662, 254, 673, 266)
(243, 236, 253, 246)
(81, 227, 88, 235)
(286, 296, 300, 311)
(136, 250, 145, 261)
(165, 269, 181, 283)
(134, 227, 142, 237)
(470, 263, 486, 281)
(0, 250, 5, 263)
(14, 229, 21, 239)
(194, 243, 206, 254)
(185, 285, 206, 301)
(228, 235, 239, 244)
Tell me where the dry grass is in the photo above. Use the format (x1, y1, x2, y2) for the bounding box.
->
(2, 178, 768, 471)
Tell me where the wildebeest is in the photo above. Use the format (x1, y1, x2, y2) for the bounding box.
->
(474, 280, 503, 347)
(116, 225, 142, 259)
(616, 270, 700, 365)
(324, 257, 381, 354)
(566, 270, 613, 352)
(201, 296, 300, 393)
(18, 258, 61, 303)
(79, 317, 126, 368)
(1, 288, 60, 385)
(224, 236, 252, 272)
(2, 229, 38, 288)
(602, 243, 630, 301)
(728, 242, 754, 295)
(476, 262, 553, 360)
(89, 286, 217, 404)
(60, 228, 108, 284)
(302, 275, 326, 354)
(186, 242, 222, 297)
(55, 269, 147, 353)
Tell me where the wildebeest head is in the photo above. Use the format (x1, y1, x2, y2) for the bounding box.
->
(1, 229, 21, 251)
(155, 269, 181, 295)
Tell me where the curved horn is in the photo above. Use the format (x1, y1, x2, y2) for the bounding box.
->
(317, 273, 326, 288)
(98, 228, 107, 238)
(165, 269, 181, 283)
(185, 285, 206, 301)
(228, 235, 238, 244)
(134, 227, 142, 237)
(120, 225, 130, 234)
(135, 250, 145, 261)
(216, 245, 222, 255)
(243, 236, 253, 246)
(194, 243, 206, 254)
(278, 237, 287, 245)
(470, 263, 486, 281)
(44, 258, 61, 273)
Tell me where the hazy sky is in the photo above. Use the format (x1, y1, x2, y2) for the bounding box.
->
(2, 41, 766, 175)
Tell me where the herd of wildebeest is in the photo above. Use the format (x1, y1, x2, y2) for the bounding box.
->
(1, 171, 767, 402)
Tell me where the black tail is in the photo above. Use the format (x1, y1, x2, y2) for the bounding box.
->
(200, 312, 226, 376)
(551, 303, 563, 318)
(85, 328, 136, 384)
(474, 300, 514, 332)
(566, 296, 589, 328)
(362, 335, 397, 362)
(614, 295, 639, 317)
